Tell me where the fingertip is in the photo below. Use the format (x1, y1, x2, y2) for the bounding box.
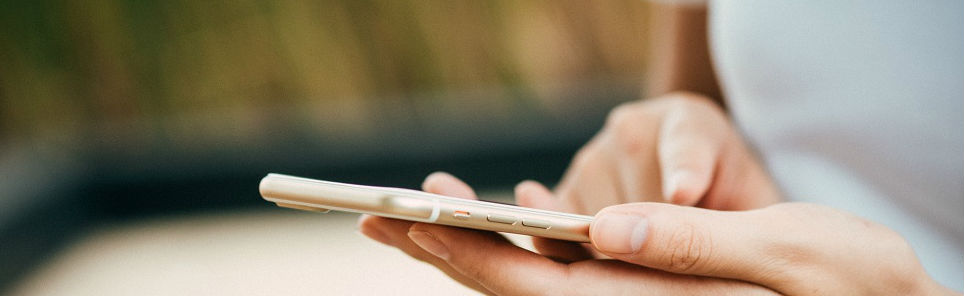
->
(408, 222, 456, 243)
(408, 222, 503, 261)
(356, 214, 373, 228)
(423, 171, 454, 183)
(422, 171, 454, 191)
(530, 238, 594, 262)
(407, 221, 434, 233)
(410, 223, 567, 295)
(357, 213, 377, 231)
(514, 180, 542, 194)
(357, 215, 393, 246)
(409, 222, 507, 251)
(663, 170, 708, 206)
(590, 206, 650, 255)
(422, 171, 477, 199)
(514, 180, 554, 209)
(407, 227, 451, 261)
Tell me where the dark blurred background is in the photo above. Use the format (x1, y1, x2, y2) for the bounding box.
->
(0, 0, 654, 292)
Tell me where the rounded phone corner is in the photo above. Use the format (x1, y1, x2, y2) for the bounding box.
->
(258, 175, 277, 198)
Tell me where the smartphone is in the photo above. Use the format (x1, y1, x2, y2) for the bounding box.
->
(259, 173, 592, 242)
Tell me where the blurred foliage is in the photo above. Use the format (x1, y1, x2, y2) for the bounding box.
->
(0, 0, 651, 151)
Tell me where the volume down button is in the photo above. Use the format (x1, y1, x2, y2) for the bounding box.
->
(521, 219, 551, 229)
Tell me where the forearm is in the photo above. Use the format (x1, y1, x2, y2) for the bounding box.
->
(645, 2, 723, 106)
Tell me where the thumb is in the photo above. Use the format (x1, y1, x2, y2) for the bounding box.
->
(589, 202, 787, 284)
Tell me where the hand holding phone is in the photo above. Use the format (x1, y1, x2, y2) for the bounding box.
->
(259, 173, 592, 242)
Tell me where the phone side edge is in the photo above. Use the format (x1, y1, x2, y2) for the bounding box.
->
(432, 198, 592, 242)
(259, 175, 439, 222)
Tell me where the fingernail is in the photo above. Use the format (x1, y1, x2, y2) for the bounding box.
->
(662, 178, 677, 202)
(663, 171, 690, 203)
(517, 179, 542, 190)
(514, 181, 538, 204)
(592, 213, 648, 254)
(422, 172, 451, 191)
(426, 171, 454, 181)
(514, 181, 534, 195)
(423, 172, 474, 199)
(408, 231, 451, 260)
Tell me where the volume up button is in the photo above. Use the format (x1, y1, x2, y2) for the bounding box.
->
(486, 214, 518, 224)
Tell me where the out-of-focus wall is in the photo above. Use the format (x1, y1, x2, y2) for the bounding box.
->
(0, 1, 651, 151)
(0, 2, 654, 291)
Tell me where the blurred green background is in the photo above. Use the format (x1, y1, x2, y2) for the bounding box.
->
(0, 0, 653, 291)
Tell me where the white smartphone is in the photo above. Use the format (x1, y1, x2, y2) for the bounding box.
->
(259, 173, 592, 242)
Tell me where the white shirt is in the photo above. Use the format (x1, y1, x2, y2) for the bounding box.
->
(710, 0, 963, 290)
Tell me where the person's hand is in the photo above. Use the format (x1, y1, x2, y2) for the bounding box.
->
(586, 201, 957, 295)
(515, 91, 783, 265)
(361, 173, 955, 295)
(358, 173, 778, 295)
(545, 91, 781, 215)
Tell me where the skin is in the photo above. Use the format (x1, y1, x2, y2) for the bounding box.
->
(359, 3, 958, 295)
(358, 173, 778, 296)
(359, 94, 956, 295)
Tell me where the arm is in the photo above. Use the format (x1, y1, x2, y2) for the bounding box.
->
(645, 2, 723, 104)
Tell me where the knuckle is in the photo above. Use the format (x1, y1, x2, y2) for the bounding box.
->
(615, 128, 647, 156)
(605, 103, 641, 130)
(571, 144, 601, 169)
(604, 103, 653, 155)
(661, 92, 726, 120)
(868, 222, 921, 281)
(759, 239, 812, 272)
(664, 91, 715, 108)
(662, 223, 712, 273)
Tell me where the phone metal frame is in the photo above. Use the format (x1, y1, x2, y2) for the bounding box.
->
(259, 173, 592, 242)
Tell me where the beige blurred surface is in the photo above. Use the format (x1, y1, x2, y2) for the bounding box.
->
(11, 204, 535, 296)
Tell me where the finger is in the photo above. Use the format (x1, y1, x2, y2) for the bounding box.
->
(420, 173, 567, 294)
(589, 202, 792, 286)
(514, 180, 560, 211)
(408, 222, 572, 295)
(358, 215, 492, 294)
(515, 181, 593, 262)
(565, 260, 779, 296)
(357, 171, 477, 245)
(409, 221, 778, 296)
(556, 142, 626, 214)
(602, 101, 666, 204)
(359, 172, 493, 294)
(703, 144, 784, 210)
(656, 101, 726, 205)
(357, 214, 394, 246)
